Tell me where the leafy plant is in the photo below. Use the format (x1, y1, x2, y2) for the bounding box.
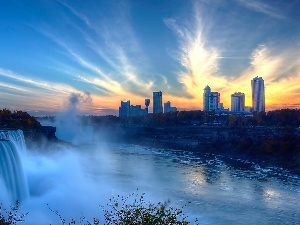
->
(103, 192, 197, 225)
(49, 192, 197, 225)
(0, 201, 28, 225)
(47, 204, 99, 225)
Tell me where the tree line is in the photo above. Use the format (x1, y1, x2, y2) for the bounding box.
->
(80, 109, 300, 128)
(0, 109, 41, 129)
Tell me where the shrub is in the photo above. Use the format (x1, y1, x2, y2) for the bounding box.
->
(102, 192, 196, 225)
(49, 192, 197, 225)
(0, 201, 28, 225)
(1, 193, 197, 224)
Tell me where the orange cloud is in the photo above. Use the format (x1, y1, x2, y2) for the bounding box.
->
(230, 45, 300, 110)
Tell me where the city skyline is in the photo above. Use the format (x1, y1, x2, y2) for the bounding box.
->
(0, 1, 299, 116)
(119, 75, 261, 116)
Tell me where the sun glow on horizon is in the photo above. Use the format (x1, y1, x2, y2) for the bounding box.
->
(0, 1, 299, 116)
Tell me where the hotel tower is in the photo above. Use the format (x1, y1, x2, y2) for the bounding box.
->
(153, 91, 163, 113)
(251, 77, 265, 112)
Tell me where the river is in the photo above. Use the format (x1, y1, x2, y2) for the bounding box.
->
(70, 142, 300, 225)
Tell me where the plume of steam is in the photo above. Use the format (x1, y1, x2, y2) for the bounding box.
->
(68, 92, 93, 109)
(54, 92, 94, 143)
(69, 93, 80, 107)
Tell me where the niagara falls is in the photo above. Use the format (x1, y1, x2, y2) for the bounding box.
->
(0, 120, 299, 224)
(1, 0, 300, 224)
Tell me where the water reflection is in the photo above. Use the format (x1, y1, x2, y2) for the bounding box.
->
(80, 143, 300, 225)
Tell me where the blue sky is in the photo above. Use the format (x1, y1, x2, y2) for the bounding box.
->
(0, 0, 299, 116)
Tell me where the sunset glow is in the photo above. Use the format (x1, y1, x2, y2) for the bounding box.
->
(0, 0, 299, 116)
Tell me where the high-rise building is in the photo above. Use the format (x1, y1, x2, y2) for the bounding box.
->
(153, 91, 163, 113)
(231, 92, 245, 112)
(203, 85, 220, 111)
(164, 101, 177, 113)
(119, 100, 130, 117)
(203, 86, 211, 111)
(251, 77, 265, 112)
(209, 92, 220, 110)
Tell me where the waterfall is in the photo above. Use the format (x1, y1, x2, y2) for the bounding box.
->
(0, 129, 27, 152)
(0, 129, 29, 202)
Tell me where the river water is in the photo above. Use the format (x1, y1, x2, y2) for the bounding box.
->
(73, 142, 300, 225)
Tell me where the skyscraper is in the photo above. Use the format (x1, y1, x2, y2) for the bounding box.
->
(153, 91, 163, 113)
(119, 100, 130, 117)
(203, 86, 211, 111)
(251, 77, 265, 112)
(203, 85, 220, 111)
(231, 92, 245, 112)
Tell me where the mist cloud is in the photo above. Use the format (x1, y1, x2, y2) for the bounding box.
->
(68, 92, 93, 108)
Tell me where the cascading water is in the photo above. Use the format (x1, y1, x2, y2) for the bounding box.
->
(0, 129, 29, 202)
(7, 130, 27, 153)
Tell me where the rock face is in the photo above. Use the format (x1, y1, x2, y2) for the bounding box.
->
(113, 125, 299, 148)
(37, 126, 57, 139)
(23, 126, 57, 141)
(23, 126, 75, 151)
(21, 126, 58, 151)
(101, 125, 300, 173)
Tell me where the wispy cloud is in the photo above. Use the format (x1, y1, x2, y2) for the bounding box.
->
(37, 3, 154, 100)
(161, 75, 171, 90)
(0, 82, 30, 93)
(165, 1, 299, 110)
(236, 0, 286, 19)
(0, 68, 75, 95)
(3, 0, 297, 114)
(84, 13, 154, 92)
(38, 29, 129, 96)
(164, 5, 228, 100)
(231, 44, 300, 108)
(58, 0, 91, 27)
(0, 68, 81, 111)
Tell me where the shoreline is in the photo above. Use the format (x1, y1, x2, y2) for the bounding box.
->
(23, 124, 300, 174)
(95, 125, 300, 174)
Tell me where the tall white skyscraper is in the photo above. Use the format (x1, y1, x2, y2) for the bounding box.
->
(203, 85, 220, 111)
(153, 91, 163, 113)
(231, 92, 245, 112)
(251, 77, 265, 112)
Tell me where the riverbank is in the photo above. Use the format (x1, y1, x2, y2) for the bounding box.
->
(23, 126, 76, 152)
(22, 123, 300, 174)
(95, 125, 300, 174)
